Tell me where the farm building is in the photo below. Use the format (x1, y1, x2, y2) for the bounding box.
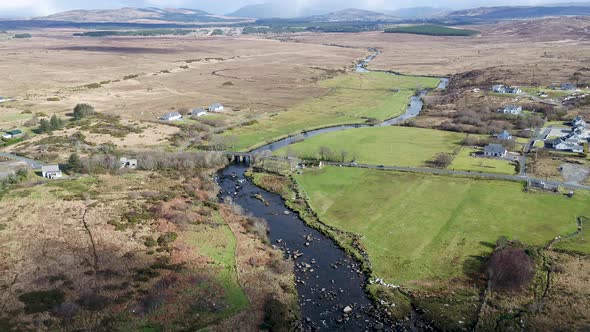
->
(189, 108, 208, 117)
(208, 103, 224, 112)
(492, 85, 522, 94)
(498, 105, 523, 115)
(2, 129, 23, 139)
(41, 165, 63, 179)
(496, 130, 513, 140)
(484, 144, 507, 158)
(119, 157, 138, 169)
(160, 111, 182, 121)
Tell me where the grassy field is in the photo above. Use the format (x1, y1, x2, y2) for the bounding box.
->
(450, 147, 517, 175)
(273, 126, 464, 166)
(227, 72, 440, 151)
(295, 167, 590, 288)
(183, 212, 250, 319)
(384, 25, 480, 36)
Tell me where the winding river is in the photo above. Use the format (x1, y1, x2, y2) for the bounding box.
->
(218, 50, 448, 331)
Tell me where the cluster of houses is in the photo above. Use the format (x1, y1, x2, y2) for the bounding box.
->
(2, 129, 23, 140)
(492, 85, 522, 95)
(545, 116, 589, 153)
(160, 103, 225, 122)
(497, 104, 523, 115)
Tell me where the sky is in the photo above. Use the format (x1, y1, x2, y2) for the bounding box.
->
(0, 0, 589, 17)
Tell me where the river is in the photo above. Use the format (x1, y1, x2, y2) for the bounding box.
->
(218, 50, 448, 331)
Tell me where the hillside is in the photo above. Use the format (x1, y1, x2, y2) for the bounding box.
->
(478, 17, 590, 40)
(385, 7, 451, 19)
(447, 5, 590, 21)
(35, 7, 237, 23)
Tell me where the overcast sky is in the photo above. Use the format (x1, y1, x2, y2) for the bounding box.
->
(1, 0, 589, 17)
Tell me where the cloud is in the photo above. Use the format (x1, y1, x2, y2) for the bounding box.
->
(0, 0, 61, 16)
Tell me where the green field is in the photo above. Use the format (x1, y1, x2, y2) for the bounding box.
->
(184, 213, 249, 318)
(274, 126, 465, 166)
(296, 167, 590, 288)
(449, 147, 517, 175)
(227, 72, 440, 151)
(384, 25, 479, 36)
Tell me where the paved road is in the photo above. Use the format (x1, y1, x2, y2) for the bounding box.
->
(0, 152, 45, 169)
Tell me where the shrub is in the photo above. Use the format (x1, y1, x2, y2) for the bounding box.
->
(73, 103, 96, 120)
(18, 289, 65, 314)
(157, 232, 178, 246)
(262, 298, 291, 332)
(432, 153, 453, 168)
(487, 247, 534, 291)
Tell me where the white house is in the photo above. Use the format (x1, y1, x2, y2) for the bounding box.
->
(189, 108, 208, 117)
(492, 85, 522, 94)
(496, 130, 513, 140)
(119, 157, 138, 169)
(208, 103, 224, 112)
(160, 111, 183, 121)
(0, 97, 5, 103)
(41, 165, 63, 179)
(498, 105, 523, 115)
(2, 129, 23, 139)
(484, 144, 507, 158)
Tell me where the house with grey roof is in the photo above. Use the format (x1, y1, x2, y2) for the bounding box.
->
(41, 165, 62, 179)
(189, 108, 208, 117)
(208, 103, 224, 112)
(561, 83, 577, 91)
(571, 116, 586, 128)
(496, 130, 513, 140)
(484, 144, 507, 158)
(492, 85, 522, 94)
(498, 105, 523, 115)
(160, 111, 182, 121)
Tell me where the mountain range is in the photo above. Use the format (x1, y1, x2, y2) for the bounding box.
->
(34, 7, 243, 23)
(25, 4, 590, 24)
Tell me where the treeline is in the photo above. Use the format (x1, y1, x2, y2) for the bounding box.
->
(73, 29, 193, 37)
(384, 25, 479, 36)
(74, 151, 226, 174)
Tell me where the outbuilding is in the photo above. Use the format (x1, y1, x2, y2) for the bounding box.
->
(2, 129, 23, 139)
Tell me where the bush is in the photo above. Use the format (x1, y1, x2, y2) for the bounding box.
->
(262, 298, 290, 332)
(73, 103, 95, 120)
(432, 153, 453, 168)
(18, 289, 65, 314)
(157, 232, 178, 246)
(13, 33, 32, 39)
(487, 247, 534, 291)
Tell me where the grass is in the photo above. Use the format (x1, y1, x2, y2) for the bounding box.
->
(183, 212, 249, 318)
(226, 72, 440, 151)
(274, 126, 465, 166)
(295, 167, 590, 288)
(384, 25, 480, 36)
(449, 147, 517, 175)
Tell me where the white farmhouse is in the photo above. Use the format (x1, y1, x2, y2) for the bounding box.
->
(498, 105, 523, 115)
(41, 165, 63, 179)
(208, 103, 224, 112)
(484, 144, 507, 158)
(160, 111, 183, 121)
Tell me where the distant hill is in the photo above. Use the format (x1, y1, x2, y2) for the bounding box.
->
(446, 5, 590, 21)
(35, 7, 240, 23)
(308, 9, 399, 22)
(228, 4, 322, 19)
(385, 7, 451, 19)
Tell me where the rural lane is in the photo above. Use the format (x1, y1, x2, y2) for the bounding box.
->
(0, 152, 45, 169)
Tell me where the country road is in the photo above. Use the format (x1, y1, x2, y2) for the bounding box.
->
(0, 152, 45, 169)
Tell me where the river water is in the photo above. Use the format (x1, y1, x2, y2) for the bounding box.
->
(218, 50, 448, 331)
